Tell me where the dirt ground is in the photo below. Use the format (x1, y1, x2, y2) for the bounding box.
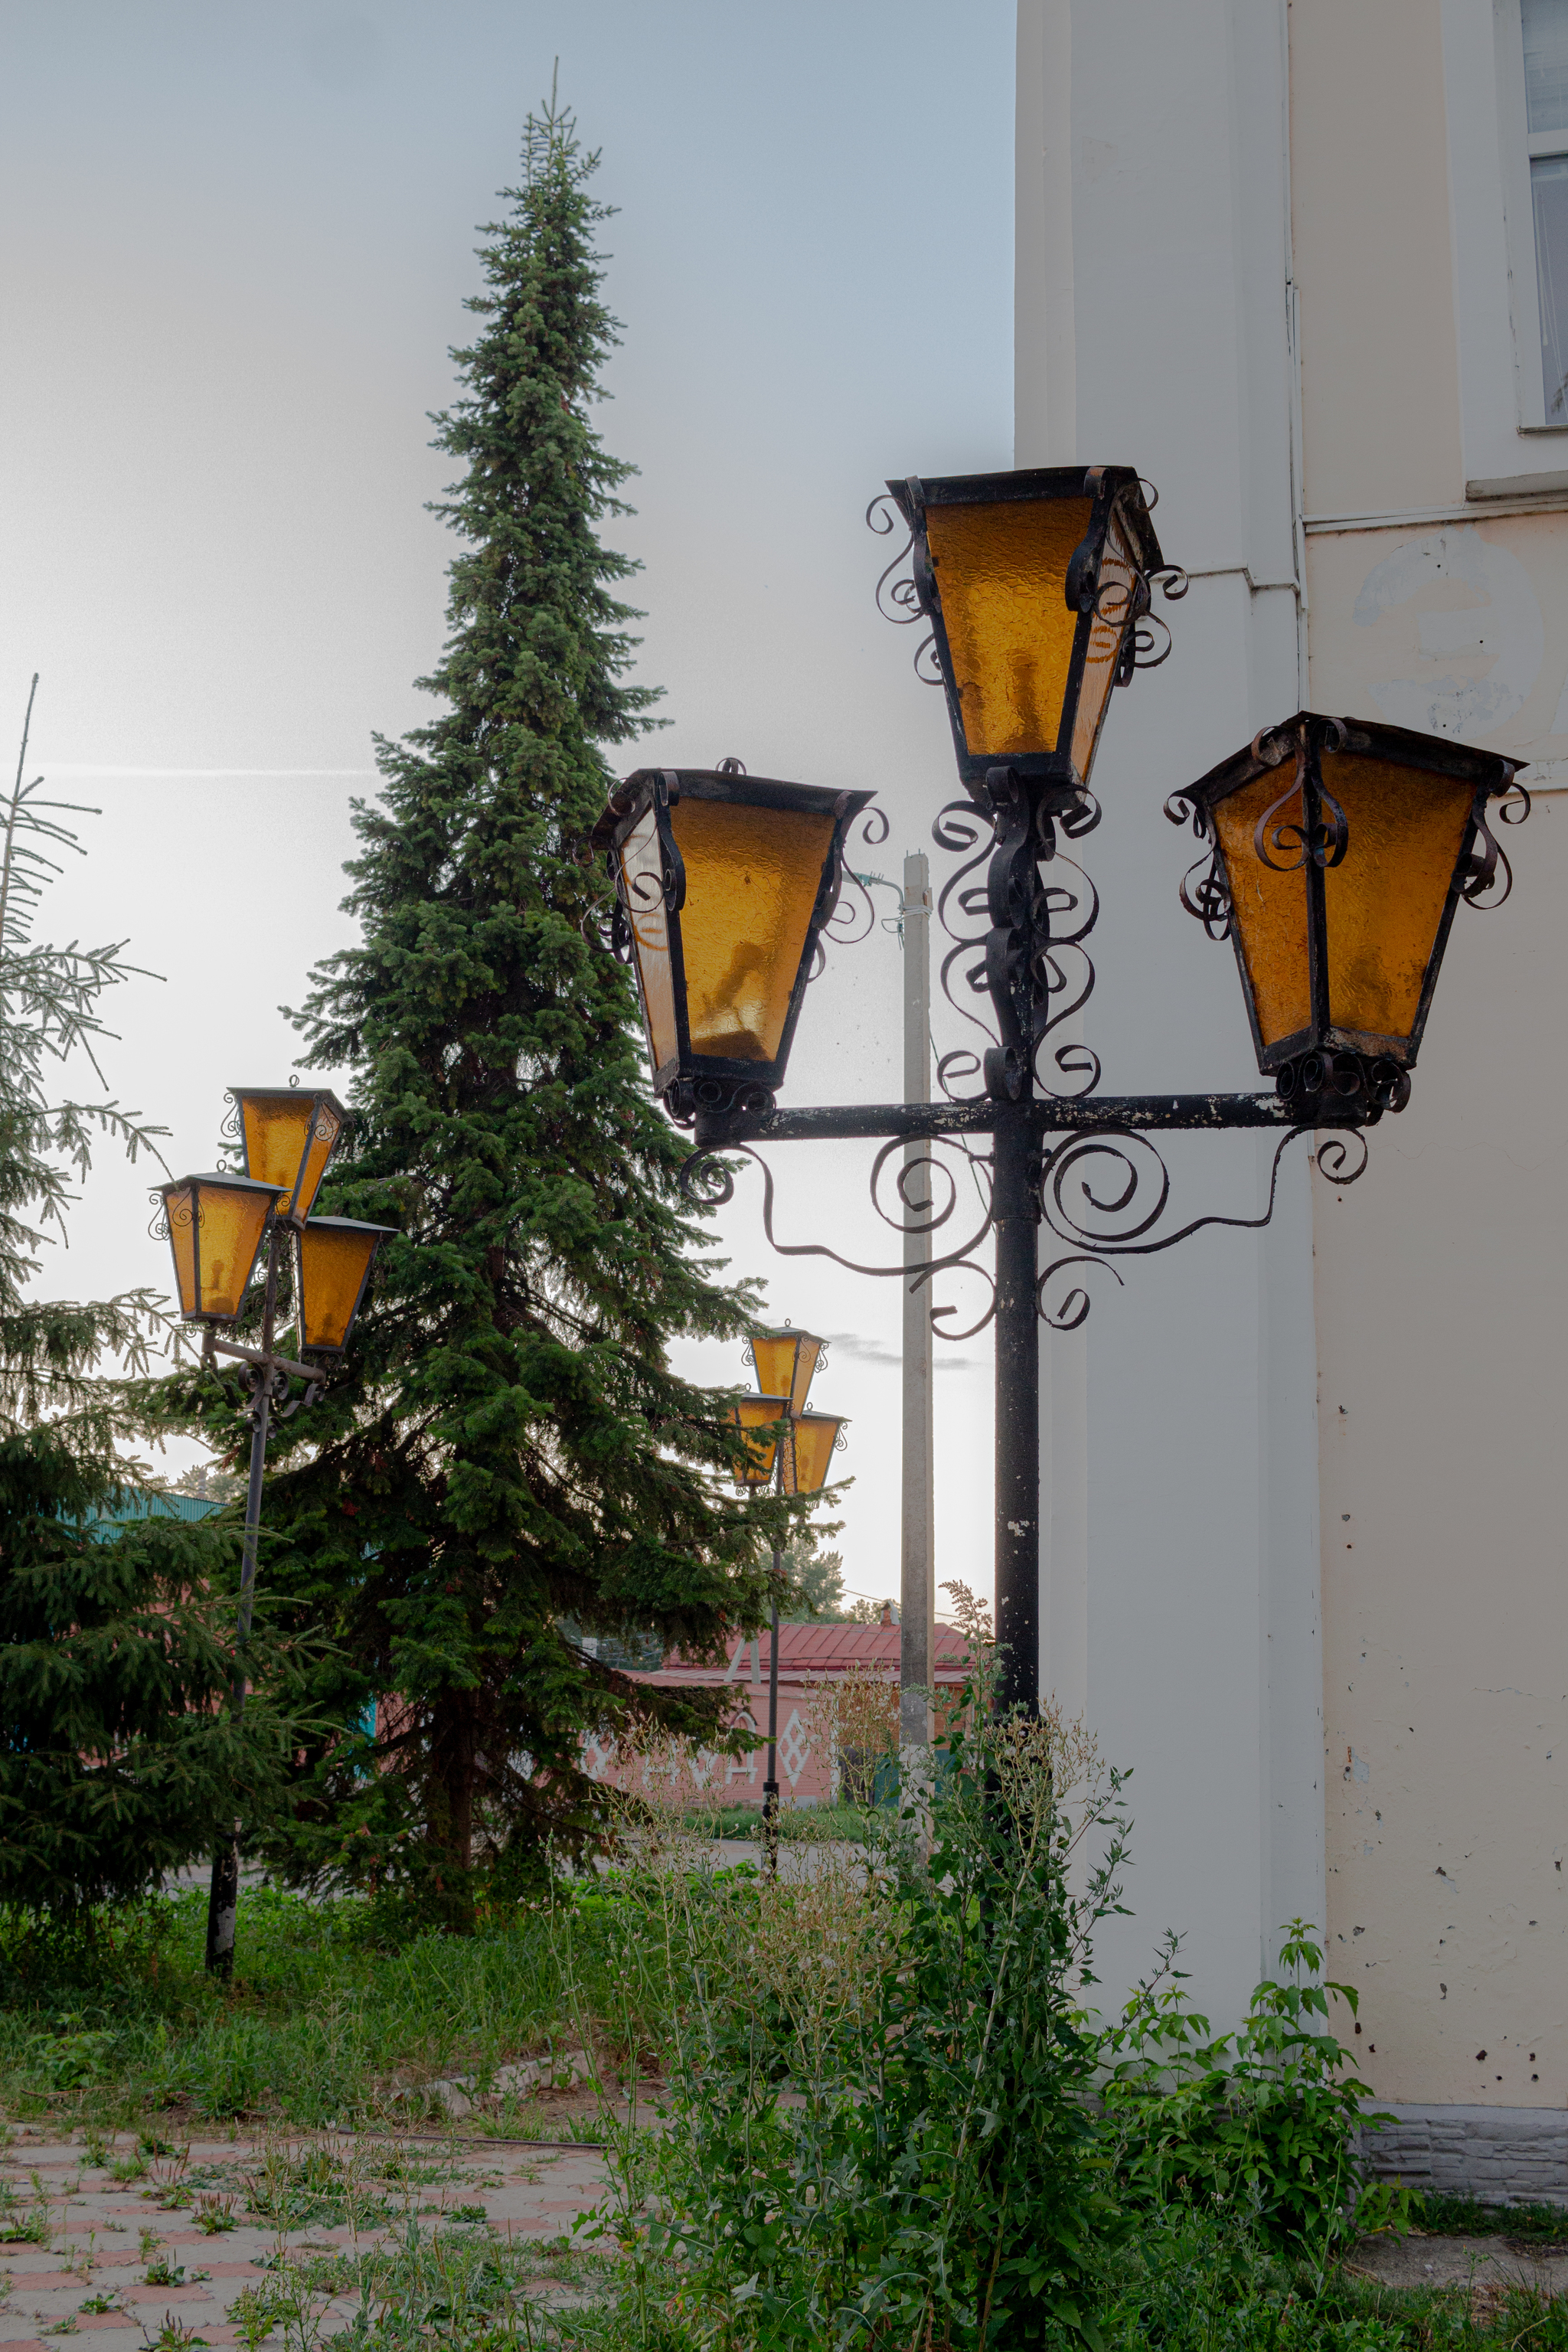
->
(1346, 2233, 1568, 2295)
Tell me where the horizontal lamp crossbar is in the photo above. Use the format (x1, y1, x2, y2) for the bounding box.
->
(690, 1090, 1374, 1149)
(203, 1334, 319, 1383)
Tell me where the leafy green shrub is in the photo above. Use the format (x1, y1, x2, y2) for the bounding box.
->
(30, 2023, 116, 2092)
(1102, 1922, 1390, 2249)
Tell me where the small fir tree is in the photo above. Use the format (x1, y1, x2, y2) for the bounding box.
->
(223, 99, 784, 1920)
(779, 1533, 848, 1622)
(0, 680, 299, 1916)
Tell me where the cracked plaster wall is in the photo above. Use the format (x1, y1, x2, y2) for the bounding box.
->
(1294, 0, 1568, 2109)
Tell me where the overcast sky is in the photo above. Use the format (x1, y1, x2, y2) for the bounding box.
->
(0, 0, 1014, 1602)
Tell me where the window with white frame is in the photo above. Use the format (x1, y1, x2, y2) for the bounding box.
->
(1524, 0, 1568, 421)
(1494, 0, 1568, 431)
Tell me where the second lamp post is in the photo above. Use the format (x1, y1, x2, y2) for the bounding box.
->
(156, 1084, 394, 1977)
(730, 1324, 846, 1867)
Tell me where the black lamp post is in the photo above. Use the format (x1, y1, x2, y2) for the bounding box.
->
(155, 1086, 394, 1976)
(600, 466, 1529, 1720)
(728, 1325, 846, 1870)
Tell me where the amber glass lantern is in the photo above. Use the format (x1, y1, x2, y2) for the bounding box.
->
(782, 1411, 848, 1498)
(230, 1086, 347, 1224)
(1170, 711, 1526, 1111)
(158, 1171, 283, 1323)
(296, 1216, 396, 1353)
(595, 766, 874, 1119)
(728, 1395, 791, 1487)
(887, 466, 1166, 798)
(746, 1325, 825, 1417)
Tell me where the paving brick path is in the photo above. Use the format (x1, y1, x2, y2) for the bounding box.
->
(0, 2128, 612, 2349)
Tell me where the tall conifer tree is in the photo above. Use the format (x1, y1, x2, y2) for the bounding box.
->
(250, 99, 782, 1916)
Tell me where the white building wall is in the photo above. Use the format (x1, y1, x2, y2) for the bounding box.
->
(1017, 0, 1325, 2016)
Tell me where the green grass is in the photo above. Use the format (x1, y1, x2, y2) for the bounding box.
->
(0, 1886, 609, 2132)
(6, 1882, 1568, 2348)
(683, 1802, 870, 1842)
(1410, 2192, 1568, 2244)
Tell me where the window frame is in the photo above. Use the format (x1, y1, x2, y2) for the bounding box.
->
(1498, 0, 1568, 431)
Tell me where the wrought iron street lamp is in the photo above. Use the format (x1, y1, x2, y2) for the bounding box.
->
(729, 1325, 846, 1867)
(604, 466, 1530, 1721)
(154, 1087, 394, 1976)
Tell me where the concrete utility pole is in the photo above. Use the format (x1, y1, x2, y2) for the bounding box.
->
(900, 851, 936, 1753)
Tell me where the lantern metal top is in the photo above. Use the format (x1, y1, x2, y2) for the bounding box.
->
(596, 764, 874, 1123)
(888, 466, 1168, 800)
(1170, 710, 1527, 1115)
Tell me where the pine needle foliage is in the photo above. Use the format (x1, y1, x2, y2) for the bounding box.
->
(0, 680, 301, 1917)
(0, 678, 167, 1439)
(225, 97, 786, 1922)
(0, 1441, 301, 1919)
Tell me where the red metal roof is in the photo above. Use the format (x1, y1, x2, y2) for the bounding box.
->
(652, 1620, 973, 1687)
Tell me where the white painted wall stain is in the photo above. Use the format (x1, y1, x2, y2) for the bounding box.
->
(1353, 527, 1544, 737)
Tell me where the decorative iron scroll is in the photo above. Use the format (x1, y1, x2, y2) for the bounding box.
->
(931, 788, 1106, 1106)
(865, 494, 940, 685)
(1464, 779, 1531, 906)
(1032, 1121, 1367, 1331)
(679, 1138, 998, 1342)
(678, 1108, 1371, 1338)
(809, 805, 891, 977)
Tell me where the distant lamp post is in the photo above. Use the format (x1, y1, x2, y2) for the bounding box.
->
(603, 466, 1529, 1725)
(154, 1086, 394, 1978)
(1167, 712, 1527, 1112)
(730, 1325, 845, 1868)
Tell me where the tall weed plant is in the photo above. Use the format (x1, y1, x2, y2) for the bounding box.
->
(569, 1614, 1136, 2350)
(566, 1600, 1391, 2349)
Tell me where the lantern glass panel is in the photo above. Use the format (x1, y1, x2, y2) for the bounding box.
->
(783, 1413, 844, 1498)
(297, 1219, 386, 1351)
(163, 1176, 278, 1321)
(198, 1182, 276, 1319)
(749, 1330, 822, 1416)
(1321, 752, 1475, 1051)
(669, 797, 835, 1062)
(238, 1091, 343, 1220)
(617, 808, 678, 1073)
(1212, 769, 1312, 1050)
(296, 1103, 344, 1221)
(1070, 503, 1138, 782)
(164, 1183, 199, 1318)
(729, 1395, 789, 1486)
(924, 496, 1091, 760)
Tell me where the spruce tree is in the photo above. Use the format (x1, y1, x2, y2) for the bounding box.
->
(243, 99, 784, 1919)
(0, 681, 299, 1917)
